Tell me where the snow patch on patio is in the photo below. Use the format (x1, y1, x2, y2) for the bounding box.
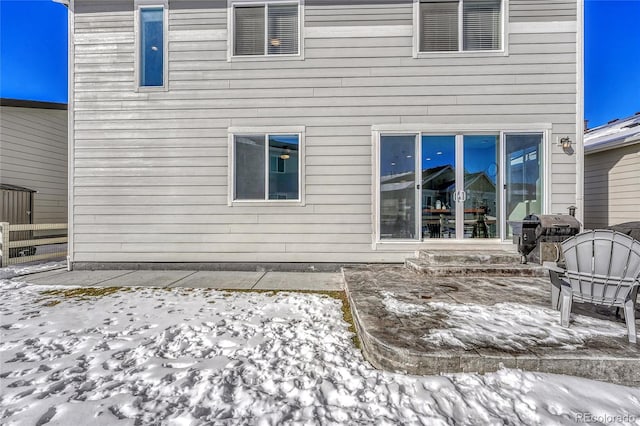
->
(380, 292, 628, 351)
(1, 273, 639, 425)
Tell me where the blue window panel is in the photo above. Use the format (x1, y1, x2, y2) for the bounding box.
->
(268, 135, 299, 200)
(140, 8, 164, 87)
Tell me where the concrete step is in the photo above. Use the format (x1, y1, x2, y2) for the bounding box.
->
(405, 257, 547, 277)
(417, 250, 521, 265)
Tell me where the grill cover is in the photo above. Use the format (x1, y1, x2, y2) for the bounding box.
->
(524, 214, 581, 240)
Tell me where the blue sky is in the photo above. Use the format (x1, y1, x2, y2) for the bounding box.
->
(1, 0, 638, 127)
(0, 0, 68, 104)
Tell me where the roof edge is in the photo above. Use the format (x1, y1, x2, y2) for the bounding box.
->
(584, 134, 640, 154)
(0, 98, 68, 110)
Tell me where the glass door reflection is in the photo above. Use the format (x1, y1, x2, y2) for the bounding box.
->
(463, 135, 499, 239)
(380, 135, 418, 239)
(421, 136, 456, 239)
(504, 133, 543, 238)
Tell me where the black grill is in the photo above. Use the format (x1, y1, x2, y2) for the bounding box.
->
(512, 214, 581, 264)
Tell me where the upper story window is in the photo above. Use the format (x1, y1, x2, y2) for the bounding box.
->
(419, 0, 502, 53)
(136, 2, 167, 89)
(233, 2, 300, 56)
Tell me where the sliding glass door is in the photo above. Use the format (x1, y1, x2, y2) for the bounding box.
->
(379, 132, 542, 241)
(504, 133, 543, 238)
(421, 136, 457, 238)
(462, 135, 499, 239)
(380, 135, 418, 240)
(420, 135, 498, 239)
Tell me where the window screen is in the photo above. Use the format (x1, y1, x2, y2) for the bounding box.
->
(463, 0, 501, 50)
(140, 7, 164, 86)
(235, 135, 266, 200)
(267, 4, 298, 55)
(234, 3, 299, 56)
(234, 6, 265, 56)
(420, 1, 458, 52)
(420, 0, 501, 52)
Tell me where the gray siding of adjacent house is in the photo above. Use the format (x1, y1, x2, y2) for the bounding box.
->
(0, 106, 68, 225)
(71, 0, 579, 263)
(584, 143, 640, 229)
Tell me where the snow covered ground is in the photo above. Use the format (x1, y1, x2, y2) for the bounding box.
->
(1, 269, 640, 425)
(0, 261, 66, 280)
(380, 291, 630, 351)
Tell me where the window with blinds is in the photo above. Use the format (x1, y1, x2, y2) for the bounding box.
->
(234, 6, 265, 56)
(420, 2, 458, 52)
(233, 2, 299, 56)
(419, 0, 502, 52)
(463, 0, 501, 51)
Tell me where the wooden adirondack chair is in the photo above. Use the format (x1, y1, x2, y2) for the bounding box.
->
(544, 230, 640, 343)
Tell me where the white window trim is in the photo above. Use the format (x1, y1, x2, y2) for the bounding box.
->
(371, 123, 551, 247)
(412, 0, 509, 58)
(227, 0, 305, 62)
(228, 126, 306, 206)
(134, 0, 169, 92)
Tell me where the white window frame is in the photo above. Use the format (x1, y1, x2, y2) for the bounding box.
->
(371, 123, 551, 247)
(134, 0, 169, 91)
(227, 0, 304, 62)
(413, 0, 508, 58)
(228, 126, 306, 206)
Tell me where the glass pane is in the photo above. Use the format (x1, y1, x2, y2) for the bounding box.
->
(235, 6, 265, 56)
(140, 8, 163, 87)
(420, 1, 458, 52)
(421, 136, 456, 239)
(235, 135, 265, 200)
(268, 4, 298, 55)
(505, 133, 543, 237)
(380, 135, 417, 239)
(463, 135, 499, 239)
(463, 0, 501, 50)
(268, 135, 299, 200)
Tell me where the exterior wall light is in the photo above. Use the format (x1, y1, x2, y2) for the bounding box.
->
(560, 136, 572, 151)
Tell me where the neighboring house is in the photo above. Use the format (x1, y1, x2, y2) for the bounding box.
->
(63, 0, 583, 266)
(583, 113, 640, 229)
(0, 98, 68, 228)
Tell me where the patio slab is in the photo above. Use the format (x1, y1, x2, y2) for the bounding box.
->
(167, 271, 265, 289)
(343, 265, 640, 386)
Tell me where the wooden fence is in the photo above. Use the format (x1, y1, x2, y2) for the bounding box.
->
(0, 222, 67, 267)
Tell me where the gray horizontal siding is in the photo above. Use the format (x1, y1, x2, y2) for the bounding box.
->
(71, 0, 578, 263)
(510, 0, 577, 22)
(170, 0, 226, 30)
(584, 144, 640, 229)
(0, 106, 68, 225)
(306, 1, 412, 27)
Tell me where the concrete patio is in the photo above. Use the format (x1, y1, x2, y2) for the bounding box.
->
(343, 264, 640, 386)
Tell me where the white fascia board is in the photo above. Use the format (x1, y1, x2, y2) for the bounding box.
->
(584, 134, 640, 154)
